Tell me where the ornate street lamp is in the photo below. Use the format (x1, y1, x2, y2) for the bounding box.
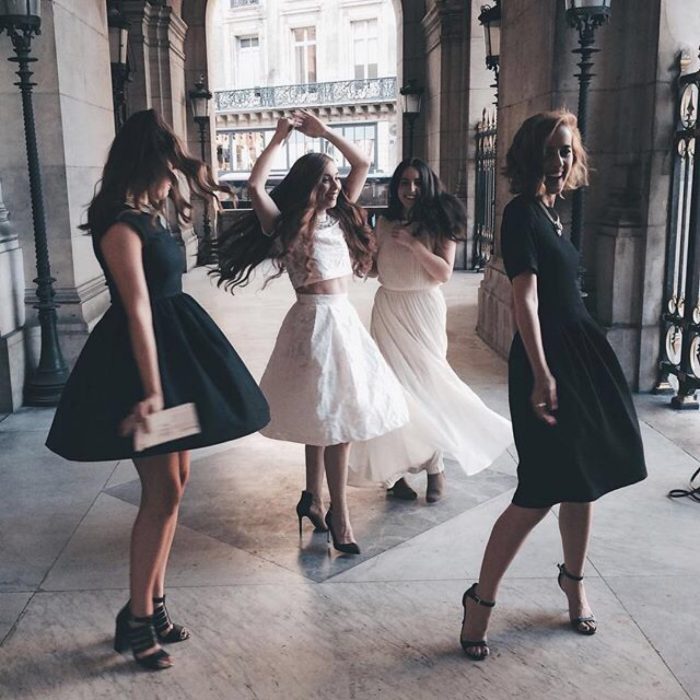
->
(399, 80, 423, 157)
(189, 76, 213, 246)
(0, 0, 69, 405)
(107, 1, 130, 132)
(478, 0, 501, 101)
(564, 0, 612, 255)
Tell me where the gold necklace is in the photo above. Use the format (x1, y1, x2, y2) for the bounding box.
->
(537, 199, 563, 236)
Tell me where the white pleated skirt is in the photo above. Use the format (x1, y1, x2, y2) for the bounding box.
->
(349, 286, 513, 486)
(260, 293, 409, 446)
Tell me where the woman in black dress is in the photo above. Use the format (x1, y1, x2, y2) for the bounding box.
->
(46, 110, 269, 670)
(459, 110, 647, 660)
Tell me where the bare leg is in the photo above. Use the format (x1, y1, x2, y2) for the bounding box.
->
(130, 452, 184, 657)
(304, 445, 326, 520)
(323, 443, 354, 544)
(557, 502, 595, 632)
(461, 503, 549, 656)
(154, 450, 190, 600)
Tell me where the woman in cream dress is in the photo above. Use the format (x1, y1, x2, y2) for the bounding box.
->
(350, 159, 512, 502)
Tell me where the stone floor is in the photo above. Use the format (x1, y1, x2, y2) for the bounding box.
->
(0, 268, 698, 700)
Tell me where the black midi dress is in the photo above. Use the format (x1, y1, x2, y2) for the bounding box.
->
(501, 196, 647, 508)
(46, 208, 269, 461)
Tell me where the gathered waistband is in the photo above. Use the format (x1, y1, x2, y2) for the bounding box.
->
(378, 285, 440, 295)
(295, 292, 349, 305)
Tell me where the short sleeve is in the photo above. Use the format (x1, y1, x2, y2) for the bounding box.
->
(112, 209, 150, 243)
(500, 199, 539, 281)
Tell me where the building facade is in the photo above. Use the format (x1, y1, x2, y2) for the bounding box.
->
(0, 0, 697, 413)
(209, 0, 399, 189)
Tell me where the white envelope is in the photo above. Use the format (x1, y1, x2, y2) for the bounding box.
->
(133, 403, 201, 452)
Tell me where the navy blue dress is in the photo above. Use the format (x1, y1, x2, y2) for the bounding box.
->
(46, 208, 269, 461)
(501, 196, 647, 507)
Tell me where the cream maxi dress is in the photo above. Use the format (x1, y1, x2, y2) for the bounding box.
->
(350, 216, 513, 486)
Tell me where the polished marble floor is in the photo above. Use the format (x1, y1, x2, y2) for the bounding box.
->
(0, 268, 698, 700)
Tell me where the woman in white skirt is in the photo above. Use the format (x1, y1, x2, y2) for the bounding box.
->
(350, 158, 513, 502)
(213, 112, 408, 553)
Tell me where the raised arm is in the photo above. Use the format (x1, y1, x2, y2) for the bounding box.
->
(511, 272, 558, 426)
(296, 110, 371, 203)
(248, 117, 297, 233)
(100, 224, 163, 434)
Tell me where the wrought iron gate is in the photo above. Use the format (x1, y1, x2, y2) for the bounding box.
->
(657, 55, 700, 408)
(472, 108, 497, 271)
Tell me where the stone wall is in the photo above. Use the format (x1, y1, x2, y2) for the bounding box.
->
(476, 0, 699, 391)
(0, 0, 114, 389)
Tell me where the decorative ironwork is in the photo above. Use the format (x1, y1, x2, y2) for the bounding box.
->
(0, 18, 69, 404)
(216, 77, 397, 112)
(472, 108, 497, 271)
(656, 50, 700, 409)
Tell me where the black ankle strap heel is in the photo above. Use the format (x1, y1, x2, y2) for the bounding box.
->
(557, 564, 597, 635)
(114, 604, 173, 670)
(460, 583, 495, 660)
(153, 595, 190, 644)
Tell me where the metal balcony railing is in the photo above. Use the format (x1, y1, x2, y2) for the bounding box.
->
(215, 77, 397, 112)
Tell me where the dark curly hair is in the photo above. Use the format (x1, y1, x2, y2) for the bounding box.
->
(504, 109, 588, 197)
(210, 152, 374, 291)
(385, 158, 467, 241)
(82, 109, 227, 236)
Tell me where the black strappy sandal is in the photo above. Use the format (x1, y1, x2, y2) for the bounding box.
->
(114, 605, 173, 671)
(557, 563, 597, 635)
(460, 583, 495, 660)
(153, 595, 190, 644)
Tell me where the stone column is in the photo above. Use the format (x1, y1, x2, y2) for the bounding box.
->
(0, 181, 25, 412)
(421, 0, 471, 267)
(0, 0, 114, 376)
(123, 0, 198, 267)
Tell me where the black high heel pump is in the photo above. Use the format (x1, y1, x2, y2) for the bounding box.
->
(324, 508, 360, 555)
(296, 490, 328, 536)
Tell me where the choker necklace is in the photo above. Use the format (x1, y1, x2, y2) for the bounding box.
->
(315, 216, 336, 230)
(537, 200, 563, 236)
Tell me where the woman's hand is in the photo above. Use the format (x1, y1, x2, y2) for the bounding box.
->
(119, 393, 164, 437)
(530, 372, 558, 426)
(391, 224, 417, 250)
(272, 116, 297, 143)
(294, 110, 328, 138)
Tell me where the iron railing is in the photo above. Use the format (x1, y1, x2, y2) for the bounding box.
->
(216, 77, 397, 112)
(472, 108, 497, 271)
(656, 53, 700, 408)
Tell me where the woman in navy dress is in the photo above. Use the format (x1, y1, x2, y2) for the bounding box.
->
(458, 110, 647, 660)
(46, 110, 269, 670)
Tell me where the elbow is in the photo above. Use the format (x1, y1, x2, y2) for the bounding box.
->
(438, 269, 451, 284)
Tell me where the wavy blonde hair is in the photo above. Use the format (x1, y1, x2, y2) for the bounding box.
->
(504, 109, 589, 197)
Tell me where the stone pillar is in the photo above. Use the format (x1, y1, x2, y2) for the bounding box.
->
(400, 0, 427, 160)
(477, 0, 563, 356)
(421, 0, 471, 267)
(0, 181, 25, 412)
(123, 0, 198, 267)
(0, 0, 114, 377)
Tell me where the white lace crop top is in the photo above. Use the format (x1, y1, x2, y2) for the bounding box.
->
(285, 218, 353, 289)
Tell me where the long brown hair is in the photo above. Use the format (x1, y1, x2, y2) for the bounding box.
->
(210, 152, 373, 291)
(386, 158, 468, 241)
(83, 109, 226, 236)
(504, 109, 589, 197)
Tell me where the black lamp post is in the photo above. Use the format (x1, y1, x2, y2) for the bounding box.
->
(107, 1, 129, 132)
(478, 0, 501, 102)
(0, 0, 69, 405)
(399, 80, 423, 157)
(189, 76, 213, 244)
(564, 0, 611, 255)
